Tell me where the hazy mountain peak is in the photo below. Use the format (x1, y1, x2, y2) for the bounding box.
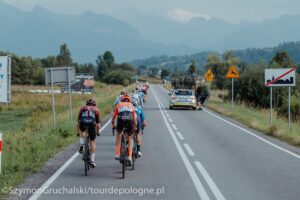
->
(167, 9, 210, 23)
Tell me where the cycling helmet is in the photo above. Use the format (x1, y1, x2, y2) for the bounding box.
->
(86, 98, 96, 106)
(120, 95, 131, 102)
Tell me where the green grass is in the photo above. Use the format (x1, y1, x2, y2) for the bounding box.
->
(0, 83, 124, 197)
(207, 92, 300, 146)
(162, 84, 300, 147)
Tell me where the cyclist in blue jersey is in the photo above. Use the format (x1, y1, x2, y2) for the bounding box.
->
(131, 94, 145, 157)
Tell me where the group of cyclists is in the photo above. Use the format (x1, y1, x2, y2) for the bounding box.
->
(77, 82, 149, 168)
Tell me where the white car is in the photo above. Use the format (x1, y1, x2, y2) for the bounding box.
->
(169, 89, 196, 110)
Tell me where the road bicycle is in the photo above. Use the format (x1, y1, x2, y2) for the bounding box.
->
(82, 127, 92, 176)
(113, 127, 136, 178)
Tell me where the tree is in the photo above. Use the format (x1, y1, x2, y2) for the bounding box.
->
(223, 50, 240, 67)
(56, 43, 73, 66)
(103, 51, 115, 69)
(148, 67, 159, 77)
(137, 65, 147, 75)
(187, 60, 196, 75)
(161, 69, 170, 79)
(205, 53, 226, 89)
(79, 63, 96, 74)
(271, 51, 293, 68)
(41, 56, 57, 68)
(96, 55, 108, 81)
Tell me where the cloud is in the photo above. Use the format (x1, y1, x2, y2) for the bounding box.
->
(167, 9, 210, 23)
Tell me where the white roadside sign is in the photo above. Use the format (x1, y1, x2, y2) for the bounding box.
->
(0, 56, 11, 103)
(265, 68, 296, 87)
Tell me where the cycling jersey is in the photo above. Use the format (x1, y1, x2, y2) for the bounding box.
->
(113, 102, 136, 136)
(134, 105, 145, 132)
(78, 105, 100, 140)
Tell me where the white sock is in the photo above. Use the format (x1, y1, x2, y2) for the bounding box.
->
(80, 138, 85, 146)
(91, 153, 95, 162)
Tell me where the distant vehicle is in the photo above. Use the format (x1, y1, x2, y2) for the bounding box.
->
(169, 89, 196, 110)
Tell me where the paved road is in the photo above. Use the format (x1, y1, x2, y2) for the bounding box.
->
(31, 85, 300, 200)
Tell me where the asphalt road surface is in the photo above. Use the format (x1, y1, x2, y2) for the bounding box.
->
(30, 85, 300, 200)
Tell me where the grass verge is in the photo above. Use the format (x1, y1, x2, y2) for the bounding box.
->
(0, 83, 123, 197)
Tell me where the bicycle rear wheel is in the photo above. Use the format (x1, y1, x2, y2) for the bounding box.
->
(84, 133, 90, 176)
(131, 135, 136, 170)
(84, 151, 89, 176)
(121, 134, 126, 179)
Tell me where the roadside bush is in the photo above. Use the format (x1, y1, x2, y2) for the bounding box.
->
(233, 64, 269, 107)
(103, 70, 133, 86)
(277, 95, 300, 120)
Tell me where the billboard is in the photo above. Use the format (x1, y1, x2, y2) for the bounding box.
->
(0, 56, 11, 103)
(61, 74, 94, 93)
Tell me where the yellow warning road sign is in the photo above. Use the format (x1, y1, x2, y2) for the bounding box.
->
(205, 69, 215, 81)
(226, 66, 240, 78)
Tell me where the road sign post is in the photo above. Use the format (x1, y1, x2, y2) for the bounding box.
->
(270, 87, 273, 126)
(50, 69, 56, 128)
(232, 78, 234, 109)
(288, 86, 291, 126)
(226, 66, 240, 110)
(0, 133, 2, 174)
(45, 67, 76, 128)
(67, 68, 73, 127)
(265, 68, 296, 127)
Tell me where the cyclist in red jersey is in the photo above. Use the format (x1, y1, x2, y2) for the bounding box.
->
(77, 98, 101, 168)
(112, 95, 137, 166)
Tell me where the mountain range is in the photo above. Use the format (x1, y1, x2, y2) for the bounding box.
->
(0, 1, 300, 63)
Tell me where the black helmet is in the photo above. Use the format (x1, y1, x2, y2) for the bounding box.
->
(86, 98, 96, 106)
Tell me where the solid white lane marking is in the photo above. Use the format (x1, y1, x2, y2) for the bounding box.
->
(171, 124, 178, 130)
(195, 161, 226, 200)
(159, 85, 300, 161)
(168, 117, 173, 123)
(203, 109, 300, 160)
(176, 131, 184, 140)
(29, 119, 112, 200)
(152, 87, 210, 200)
(184, 144, 195, 156)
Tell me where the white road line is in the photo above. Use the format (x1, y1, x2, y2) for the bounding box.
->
(151, 87, 210, 200)
(29, 119, 112, 200)
(168, 118, 173, 123)
(184, 144, 195, 156)
(203, 109, 300, 160)
(166, 114, 170, 117)
(159, 85, 300, 161)
(176, 131, 184, 140)
(195, 161, 226, 200)
(171, 124, 178, 130)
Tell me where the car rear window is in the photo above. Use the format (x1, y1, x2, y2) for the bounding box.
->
(174, 90, 192, 96)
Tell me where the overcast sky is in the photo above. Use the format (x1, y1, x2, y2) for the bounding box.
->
(2, 0, 300, 23)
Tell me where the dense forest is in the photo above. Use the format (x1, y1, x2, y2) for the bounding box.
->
(131, 41, 300, 74)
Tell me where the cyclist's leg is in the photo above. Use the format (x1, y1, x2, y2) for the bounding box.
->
(126, 122, 134, 160)
(78, 123, 86, 153)
(115, 120, 123, 159)
(136, 130, 142, 156)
